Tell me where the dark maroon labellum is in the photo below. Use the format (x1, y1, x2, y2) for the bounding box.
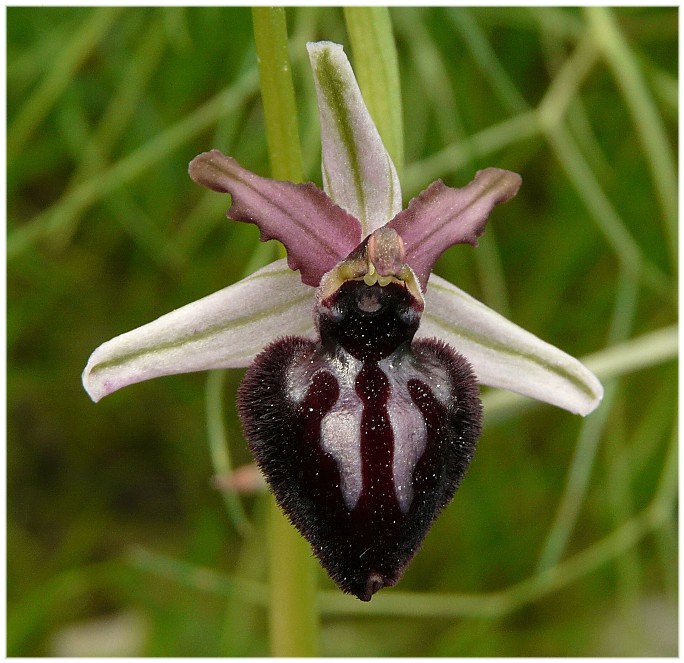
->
(238, 280, 482, 601)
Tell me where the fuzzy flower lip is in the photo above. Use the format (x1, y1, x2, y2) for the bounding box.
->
(82, 40, 603, 417)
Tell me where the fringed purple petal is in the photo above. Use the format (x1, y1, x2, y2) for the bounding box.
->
(189, 150, 362, 287)
(389, 168, 522, 290)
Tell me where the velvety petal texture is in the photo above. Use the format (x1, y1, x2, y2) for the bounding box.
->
(82, 260, 316, 402)
(389, 169, 523, 290)
(188, 150, 362, 287)
(308, 41, 402, 236)
(418, 274, 603, 416)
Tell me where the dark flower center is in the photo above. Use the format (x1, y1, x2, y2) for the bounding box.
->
(318, 280, 422, 361)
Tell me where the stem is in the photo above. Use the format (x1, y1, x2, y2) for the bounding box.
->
(344, 7, 404, 177)
(252, 7, 303, 183)
(267, 500, 318, 656)
(251, 7, 318, 656)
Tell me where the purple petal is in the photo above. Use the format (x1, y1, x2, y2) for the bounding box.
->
(389, 168, 522, 290)
(189, 150, 362, 287)
(82, 260, 316, 402)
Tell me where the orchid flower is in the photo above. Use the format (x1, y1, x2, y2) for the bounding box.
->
(82, 41, 603, 601)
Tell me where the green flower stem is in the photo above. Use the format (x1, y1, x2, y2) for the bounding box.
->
(344, 7, 404, 177)
(267, 500, 318, 657)
(252, 7, 303, 183)
(252, 7, 318, 656)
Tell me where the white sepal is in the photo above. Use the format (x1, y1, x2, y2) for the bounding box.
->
(82, 260, 316, 402)
(419, 274, 603, 415)
(307, 41, 402, 237)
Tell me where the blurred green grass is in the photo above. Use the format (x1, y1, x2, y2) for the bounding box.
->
(7, 6, 677, 656)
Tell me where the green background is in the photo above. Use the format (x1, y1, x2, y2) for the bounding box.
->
(7, 6, 677, 656)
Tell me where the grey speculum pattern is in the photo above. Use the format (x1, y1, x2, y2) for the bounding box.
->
(239, 280, 482, 601)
